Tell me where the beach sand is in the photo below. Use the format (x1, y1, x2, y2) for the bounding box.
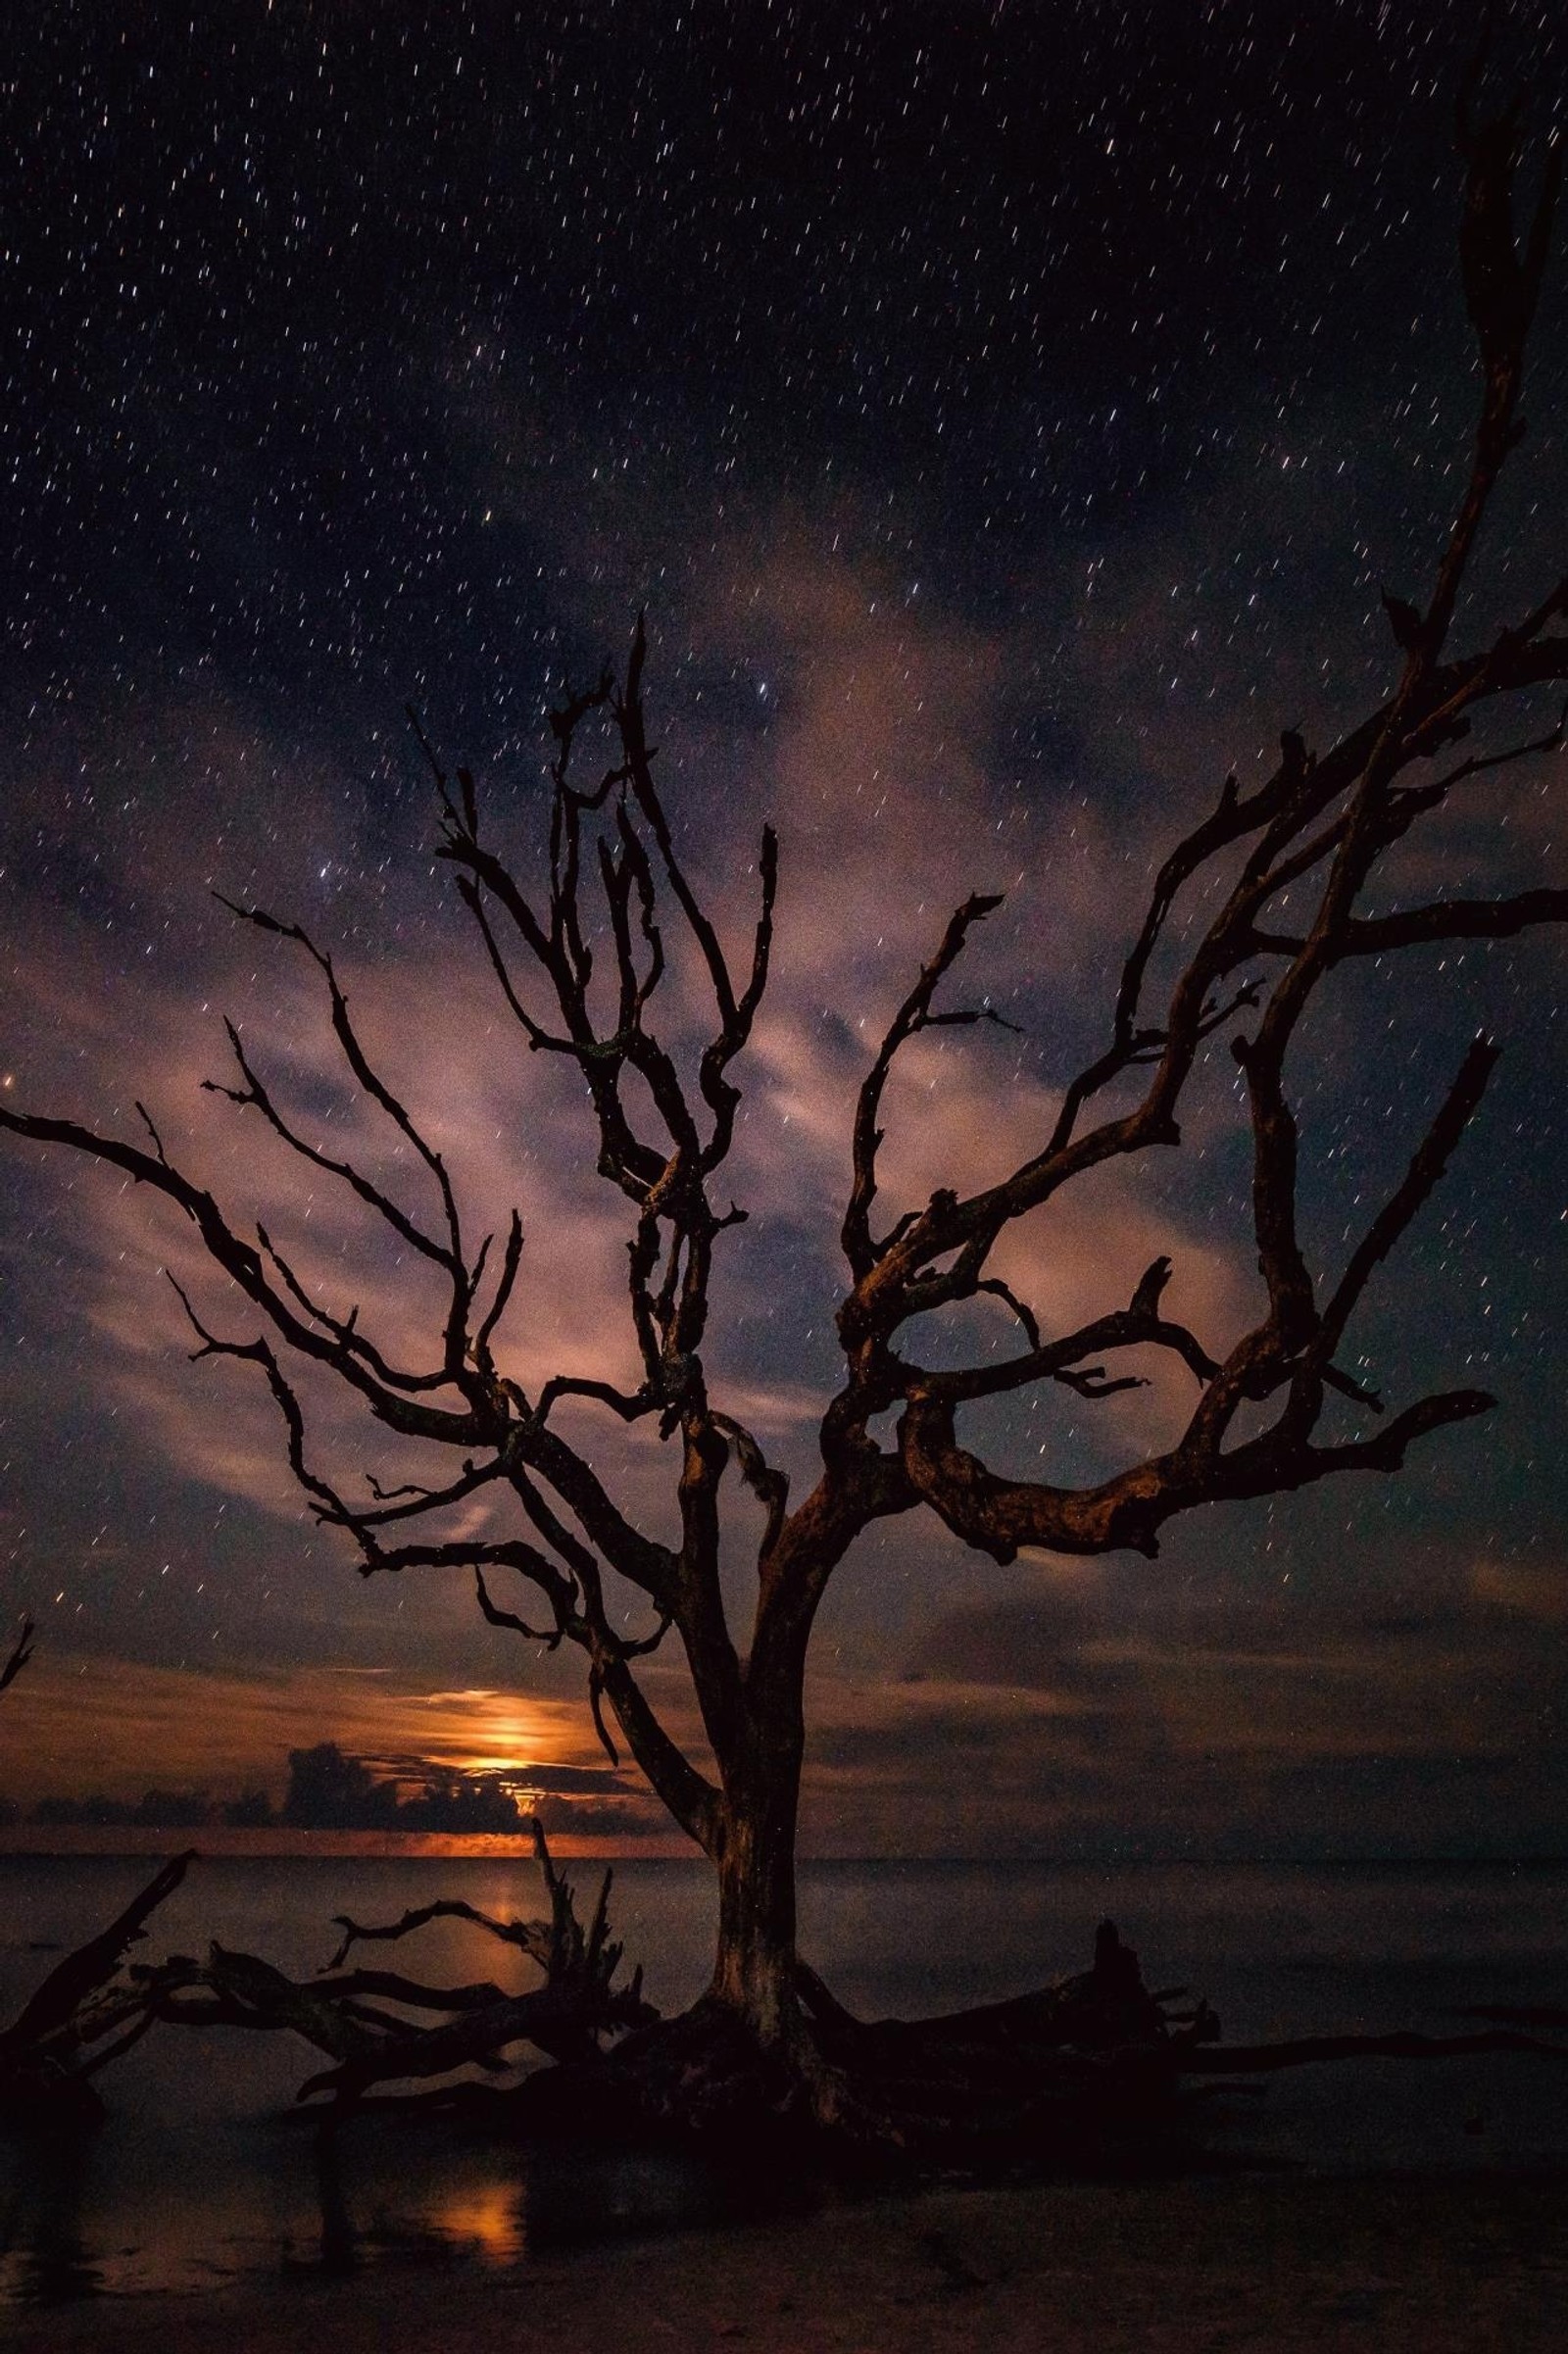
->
(9, 2172, 1566, 2353)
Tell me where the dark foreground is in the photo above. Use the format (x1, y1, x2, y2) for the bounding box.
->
(10, 2172, 1568, 2353)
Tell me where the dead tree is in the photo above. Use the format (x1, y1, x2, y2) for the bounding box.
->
(3, 78, 1566, 2134)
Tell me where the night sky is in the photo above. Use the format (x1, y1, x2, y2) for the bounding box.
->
(2, 0, 1566, 1855)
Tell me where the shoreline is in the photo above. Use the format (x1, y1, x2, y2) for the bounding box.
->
(9, 2167, 1568, 2352)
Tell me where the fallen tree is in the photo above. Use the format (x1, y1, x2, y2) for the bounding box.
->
(132, 1822, 657, 2110)
(0, 1833, 197, 2120)
(3, 48, 1567, 2150)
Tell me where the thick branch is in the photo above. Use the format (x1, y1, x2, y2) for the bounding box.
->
(899, 1386, 1494, 1565)
(1342, 887, 1568, 956)
(0, 1853, 195, 2056)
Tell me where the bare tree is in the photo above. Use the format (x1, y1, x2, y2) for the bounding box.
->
(3, 75, 1566, 2123)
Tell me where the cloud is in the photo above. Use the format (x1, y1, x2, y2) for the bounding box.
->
(0, 1655, 601, 1807)
(509, 1761, 632, 1794)
(3, 494, 1563, 1861)
(903, 1588, 1115, 1692)
(818, 1548, 1568, 1855)
(531, 1790, 662, 1836)
(1, 528, 1257, 1545)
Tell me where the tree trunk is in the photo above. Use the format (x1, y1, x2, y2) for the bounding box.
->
(706, 1725, 805, 2049)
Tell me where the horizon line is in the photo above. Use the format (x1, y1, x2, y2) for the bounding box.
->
(0, 1827, 1563, 1867)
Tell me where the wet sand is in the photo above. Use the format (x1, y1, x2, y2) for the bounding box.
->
(11, 2171, 1568, 2353)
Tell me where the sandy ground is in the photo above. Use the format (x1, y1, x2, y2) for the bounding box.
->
(8, 2172, 1568, 2354)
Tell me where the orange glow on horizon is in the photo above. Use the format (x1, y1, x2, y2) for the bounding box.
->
(0, 1824, 699, 1859)
(0, 1656, 614, 1809)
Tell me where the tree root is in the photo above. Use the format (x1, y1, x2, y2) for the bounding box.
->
(1180, 2027, 1568, 2073)
(506, 1916, 1568, 2166)
(507, 1921, 1199, 2165)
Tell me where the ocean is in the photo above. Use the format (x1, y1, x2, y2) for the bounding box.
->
(2, 1853, 1565, 2305)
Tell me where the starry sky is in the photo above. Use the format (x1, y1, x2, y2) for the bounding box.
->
(2, 0, 1566, 1855)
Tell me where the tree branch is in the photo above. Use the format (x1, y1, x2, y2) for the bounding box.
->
(843, 891, 1004, 1281)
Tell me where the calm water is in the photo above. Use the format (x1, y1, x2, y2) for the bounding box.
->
(1, 1854, 1565, 2305)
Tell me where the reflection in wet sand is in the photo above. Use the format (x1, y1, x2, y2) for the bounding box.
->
(0, 2111, 536, 2306)
(424, 2179, 526, 2265)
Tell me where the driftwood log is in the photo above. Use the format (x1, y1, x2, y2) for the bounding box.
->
(133, 1884, 1568, 2166)
(0, 1852, 196, 2120)
(130, 1822, 657, 2113)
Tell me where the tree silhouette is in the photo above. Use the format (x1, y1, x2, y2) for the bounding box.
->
(3, 74, 1566, 2123)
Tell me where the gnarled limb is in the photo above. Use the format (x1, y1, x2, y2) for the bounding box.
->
(131, 1826, 658, 2107)
(821, 90, 1567, 1595)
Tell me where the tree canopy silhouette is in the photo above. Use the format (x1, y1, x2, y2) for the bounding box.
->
(3, 68, 1566, 2132)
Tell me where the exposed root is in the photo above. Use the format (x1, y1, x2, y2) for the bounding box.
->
(511, 1920, 1196, 2166)
(510, 1915, 1568, 2166)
